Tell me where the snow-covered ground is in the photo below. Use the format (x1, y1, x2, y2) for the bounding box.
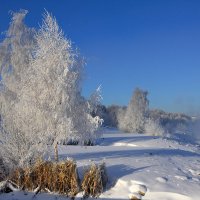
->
(1, 129, 200, 200)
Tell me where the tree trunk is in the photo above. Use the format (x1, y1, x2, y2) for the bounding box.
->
(54, 143, 58, 162)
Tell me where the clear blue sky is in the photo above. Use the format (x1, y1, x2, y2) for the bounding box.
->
(1, 0, 200, 115)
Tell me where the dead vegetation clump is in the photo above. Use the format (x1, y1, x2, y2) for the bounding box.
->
(1, 159, 108, 198)
(82, 162, 108, 198)
(54, 160, 80, 196)
(9, 159, 79, 197)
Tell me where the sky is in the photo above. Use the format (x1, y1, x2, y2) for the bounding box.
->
(0, 0, 200, 115)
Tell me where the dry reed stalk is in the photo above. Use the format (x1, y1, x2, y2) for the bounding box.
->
(10, 168, 24, 189)
(32, 160, 54, 191)
(0, 159, 6, 181)
(55, 160, 80, 197)
(23, 167, 34, 191)
(82, 163, 108, 198)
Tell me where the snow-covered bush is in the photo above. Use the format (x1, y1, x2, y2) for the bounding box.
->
(0, 10, 102, 170)
(118, 88, 149, 133)
(144, 118, 165, 136)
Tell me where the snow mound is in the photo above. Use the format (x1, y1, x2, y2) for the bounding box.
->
(188, 169, 200, 176)
(104, 179, 148, 199)
(128, 192, 142, 200)
(174, 175, 188, 181)
(156, 176, 168, 183)
(145, 191, 192, 200)
(113, 142, 138, 147)
(129, 181, 147, 195)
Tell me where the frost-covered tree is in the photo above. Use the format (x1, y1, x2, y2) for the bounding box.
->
(144, 118, 165, 136)
(0, 10, 101, 170)
(0, 10, 40, 169)
(148, 109, 192, 133)
(90, 85, 103, 116)
(104, 105, 124, 127)
(118, 88, 149, 133)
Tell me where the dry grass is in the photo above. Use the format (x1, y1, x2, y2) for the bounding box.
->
(5, 159, 108, 198)
(9, 159, 79, 197)
(82, 162, 108, 198)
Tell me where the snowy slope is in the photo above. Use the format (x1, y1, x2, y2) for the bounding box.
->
(1, 129, 200, 200)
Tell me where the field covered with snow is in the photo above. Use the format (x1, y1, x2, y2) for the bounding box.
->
(1, 128, 200, 200)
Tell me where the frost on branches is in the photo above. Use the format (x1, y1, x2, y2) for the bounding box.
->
(0, 10, 102, 171)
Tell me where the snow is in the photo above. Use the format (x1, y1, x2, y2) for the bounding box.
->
(128, 192, 142, 200)
(1, 129, 200, 200)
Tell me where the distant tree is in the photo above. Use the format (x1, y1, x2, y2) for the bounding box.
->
(91, 104, 125, 128)
(118, 88, 149, 133)
(90, 86, 103, 117)
(117, 106, 126, 128)
(148, 109, 192, 133)
(0, 10, 101, 170)
(144, 118, 165, 136)
(106, 105, 125, 127)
